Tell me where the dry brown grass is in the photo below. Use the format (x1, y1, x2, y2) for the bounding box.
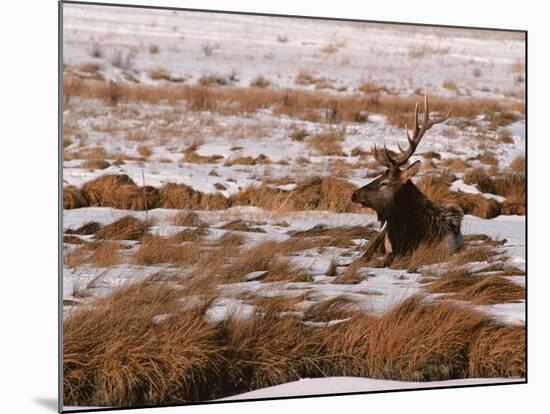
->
(220, 220, 266, 233)
(469, 324, 525, 378)
(303, 296, 355, 322)
(250, 75, 270, 88)
(289, 225, 373, 248)
(64, 146, 108, 161)
(137, 145, 152, 158)
(474, 151, 499, 166)
(64, 241, 124, 268)
(440, 157, 468, 171)
(333, 257, 369, 284)
(183, 149, 224, 164)
(417, 175, 501, 219)
(219, 241, 311, 283)
(358, 81, 392, 95)
(463, 168, 525, 215)
(63, 281, 221, 406)
(198, 74, 229, 87)
(82, 174, 161, 211)
(425, 267, 524, 305)
(159, 182, 230, 210)
(509, 155, 525, 173)
(133, 235, 204, 266)
(64, 77, 524, 125)
(79, 62, 101, 74)
(442, 80, 460, 94)
(64, 283, 525, 407)
(63, 186, 89, 209)
(66, 168, 521, 217)
(223, 154, 271, 166)
(389, 239, 453, 272)
(171, 211, 203, 227)
(94, 216, 150, 241)
(66, 222, 102, 236)
(306, 130, 345, 156)
(464, 167, 496, 193)
(148, 68, 171, 81)
(231, 176, 359, 213)
(212, 232, 246, 248)
(326, 257, 338, 277)
(455, 276, 524, 305)
(80, 159, 110, 170)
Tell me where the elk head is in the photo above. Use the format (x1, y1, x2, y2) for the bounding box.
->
(351, 94, 450, 221)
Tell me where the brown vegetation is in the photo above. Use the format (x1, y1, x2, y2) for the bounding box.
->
(63, 77, 524, 126)
(64, 241, 123, 268)
(94, 216, 150, 241)
(65, 169, 523, 218)
(306, 130, 345, 156)
(64, 289, 524, 407)
(81, 159, 110, 170)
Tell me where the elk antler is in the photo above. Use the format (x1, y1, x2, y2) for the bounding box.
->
(373, 93, 451, 170)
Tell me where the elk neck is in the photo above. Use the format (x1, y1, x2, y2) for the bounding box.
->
(385, 179, 431, 254)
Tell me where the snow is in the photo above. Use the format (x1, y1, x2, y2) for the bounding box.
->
(220, 376, 523, 400)
(449, 179, 506, 203)
(63, 5, 524, 100)
(205, 298, 256, 323)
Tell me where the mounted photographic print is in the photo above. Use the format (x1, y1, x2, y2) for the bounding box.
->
(60, 1, 526, 412)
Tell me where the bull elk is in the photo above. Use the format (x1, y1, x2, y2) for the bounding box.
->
(351, 94, 463, 266)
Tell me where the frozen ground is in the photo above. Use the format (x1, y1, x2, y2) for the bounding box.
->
(63, 4, 525, 100)
(63, 207, 525, 324)
(61, 3, 526, 405)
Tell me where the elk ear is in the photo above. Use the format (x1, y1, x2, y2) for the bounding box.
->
(399, 160, 421, 182)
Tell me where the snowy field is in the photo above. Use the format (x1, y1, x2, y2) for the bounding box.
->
(62, 3, 525, 408)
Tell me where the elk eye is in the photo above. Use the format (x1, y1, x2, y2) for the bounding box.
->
(380, 182, 388, 187)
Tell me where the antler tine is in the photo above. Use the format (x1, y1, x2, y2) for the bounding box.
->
(390, 93, 450, 168)
(372, 94, 450, 171)
(372, 144, 394, 169)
